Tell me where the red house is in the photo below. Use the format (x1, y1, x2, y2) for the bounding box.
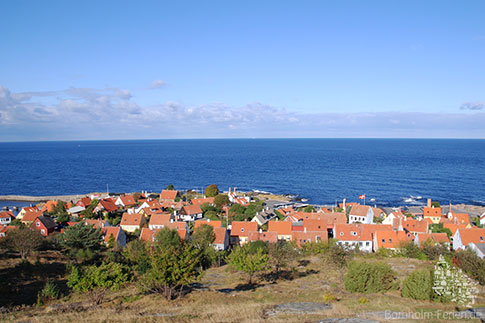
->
(31, 216, 57, 236)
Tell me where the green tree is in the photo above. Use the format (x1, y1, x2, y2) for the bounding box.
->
(153, 227, 182, 250)
(429, 223, 453, 238)
(57, 223, 103, 261)
(344, 261, 398, 293)
(268, 241, 298, 277)
(402, 268, 434, 300)
(214, 194, 230, 208)
(204, 184, 220, 197)
(303, 205, 316, 213)
(140, 243, 203, 299)
(204, 210, 219, 221)
(68, 262, 131, 305)
(123, 239, 151, 274)
(326, 242, 354, 281)
(192, 224, 216, 269)
(166, 184, 175, 190)
(228, 244, 269, 285)
(4, 227, 44, 259)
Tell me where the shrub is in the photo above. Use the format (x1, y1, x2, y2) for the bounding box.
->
(228, 244, 268, 285)
(37, 281, 60, 306)
(358, 297, 369, 304)
(323, 293, 336, 303)
(402, 268, 434, 300)
(399, 242, 427, 260)
(452, 249, 485, 285)
(344, 261, 398, 293)
(68, 262, 131, 293)
(140, 243, 203, 299)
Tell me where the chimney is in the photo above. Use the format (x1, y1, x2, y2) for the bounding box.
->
(304, 227, 307, 233)
(343, 198, 346, 211)
(259, 228, 262, 233)
(427, 198, 431, 208)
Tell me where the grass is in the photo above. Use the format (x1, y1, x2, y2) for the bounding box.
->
(1, 251, 484, 322)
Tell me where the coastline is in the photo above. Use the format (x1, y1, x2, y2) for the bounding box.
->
(0, 193, 103, 203)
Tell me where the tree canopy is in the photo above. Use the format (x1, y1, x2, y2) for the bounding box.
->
(204, 184, 220, 197)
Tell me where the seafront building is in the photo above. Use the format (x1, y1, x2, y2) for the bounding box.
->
(1, 191, 484, 258)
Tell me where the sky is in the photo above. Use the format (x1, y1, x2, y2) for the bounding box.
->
(1, 0, 485, 141)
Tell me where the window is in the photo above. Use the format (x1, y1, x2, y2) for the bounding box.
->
(340, 232, 344, 236)
(366, 242, 370, 246)
(41, 229, 45, 235)
(241, 228, 244, 232)
(351, 231, 357, 236)
(36, 222, 40, 227)
(389, 239, 392, 243)
(381, 239, 385, 243)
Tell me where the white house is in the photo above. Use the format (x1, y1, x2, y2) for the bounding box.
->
(452, 228, 485, 250)
(480, 212, 485, 226)
(348, 205, 374, 224)
(0, 211, 14, 225)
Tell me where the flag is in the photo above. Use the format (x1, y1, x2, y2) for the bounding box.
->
(359, 194, 365, 200)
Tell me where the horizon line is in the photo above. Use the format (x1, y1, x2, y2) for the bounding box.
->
(1, 137, 485, 144)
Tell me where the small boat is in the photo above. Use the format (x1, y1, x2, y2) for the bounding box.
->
(404, 198, 414, 203)
(370, 198, 376, 202)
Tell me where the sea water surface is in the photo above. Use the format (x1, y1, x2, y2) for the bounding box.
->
(0, 139, 484, 206)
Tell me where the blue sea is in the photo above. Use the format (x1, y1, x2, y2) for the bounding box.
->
(0, 139, 484, 206)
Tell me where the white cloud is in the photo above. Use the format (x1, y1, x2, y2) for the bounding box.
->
(460, 102, 485, 111)
(1, 84, 485, 140)
(149, 80, 166, 89)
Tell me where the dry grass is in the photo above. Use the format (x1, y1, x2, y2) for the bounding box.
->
(2, 253, 484, 322)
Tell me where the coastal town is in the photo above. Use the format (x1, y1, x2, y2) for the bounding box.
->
(1, 186, 485, 256)
(2, 185, 485, 322)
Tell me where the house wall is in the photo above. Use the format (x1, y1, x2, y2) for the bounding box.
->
(337, 240, 372, 252)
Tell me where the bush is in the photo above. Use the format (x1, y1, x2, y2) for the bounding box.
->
(402, 268, 434, 300)
(322, 293, 336, 303)
(228, 244, 268, 285)
(399, 242, 427, 260)
(140, 243, 203, 299)
(37, 281, 60, 306)
(452, 249, 485, 285)
(421, 242, 450, 261)
(358, 297, 369, 304)
(68, 262, 131, 293)
(344, 261, 398, 293)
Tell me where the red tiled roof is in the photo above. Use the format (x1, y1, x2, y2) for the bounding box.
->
(41, 200, 58, 213)
(268, 221, 292, 236)
(349, 205, 371, 217)
(375, 230, 413, 249)
(248, 231, 278, 243)
(160, 190, 178, 200)
(402, 218, 428, 233)
(121, 213, 144, 226)
(103, 227, 121, 243)
(0, 211, 14, 219)
(292, 231, 328, 246)
(443, 223, 469, 236)
(22, 210, 43, 222)
(149, 213, 172, 226)
(181, 205, 203, 215)
(456, 228, 485, 246)
(99, 198, 118, 212)
(120, 195, 136, 206)
(85, 219, 109, 229)
(191, 197, 215, 205)
(213, 227, 228, 244)
(194, 220, 222, 229)
(424, 207, 441, 218)
(231, 221, 257, 237)
(76, 197, 92, 207)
